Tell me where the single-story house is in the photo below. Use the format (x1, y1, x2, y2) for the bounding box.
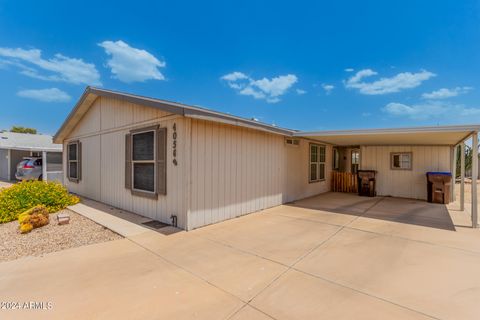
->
(0, 131, 62, 181)
(53, 87, 480, 230)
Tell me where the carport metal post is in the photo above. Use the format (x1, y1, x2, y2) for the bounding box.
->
(42, 151, 47, 182)
(460, 142, 465, 211)
(472, 133, 478, 228)
(451, 145, 457, 202)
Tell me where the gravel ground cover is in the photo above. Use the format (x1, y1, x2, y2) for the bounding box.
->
(0, 209, 122, 262)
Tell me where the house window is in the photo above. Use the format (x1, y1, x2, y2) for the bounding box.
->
(309, 144, 326, 182)
(132, 130, 156, 193)
(351, 150, 360, 174)
(67, 141, 79, 182)
(391, 152, 412, 170)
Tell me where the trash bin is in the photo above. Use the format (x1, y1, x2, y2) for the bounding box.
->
(357, 170, 376, 197)
(426, 172, 452, 204)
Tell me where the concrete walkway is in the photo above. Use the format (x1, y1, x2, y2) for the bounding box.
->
(1, 192, 480, 320)
(0, 180, 12, 189)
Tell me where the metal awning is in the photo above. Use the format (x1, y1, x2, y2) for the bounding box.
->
(294, 125, 480, 146)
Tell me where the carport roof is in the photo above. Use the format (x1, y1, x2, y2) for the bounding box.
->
(0, 131, 62, 152)
(294, 125, 480, 146)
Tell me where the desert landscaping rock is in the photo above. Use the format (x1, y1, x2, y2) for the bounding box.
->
(0, 209, 121, 262)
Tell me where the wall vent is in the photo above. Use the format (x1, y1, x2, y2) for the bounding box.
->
(285, 138, 300, 146)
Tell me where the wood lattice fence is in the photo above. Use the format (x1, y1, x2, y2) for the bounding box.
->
(332, 171, 358, 193)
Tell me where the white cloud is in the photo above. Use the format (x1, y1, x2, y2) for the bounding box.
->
(345, 69, 435, 95)
(421, 86, 472, 100)
(322, 84, 335, 94)
(17, 88, 71, 102)
(344, 68, 354, 72)
(382, 101, 480, 120)
(0, 47, 101, 85)
(296, 89, 307, 95)
(99, 40, 165, 83)
(221, 72, 298, 103)
(221, 71, 248, 82)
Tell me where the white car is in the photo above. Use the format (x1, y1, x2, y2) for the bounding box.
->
(15, 157, 43, 181)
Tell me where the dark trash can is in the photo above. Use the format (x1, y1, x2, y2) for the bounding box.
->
(426, 172, 452, 204)
(357, 170, 376, 197)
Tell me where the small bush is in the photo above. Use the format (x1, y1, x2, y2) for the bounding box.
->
(19, 223, 33, 234)
(17, 205, 50, 233)
(0, 181, 79, 223)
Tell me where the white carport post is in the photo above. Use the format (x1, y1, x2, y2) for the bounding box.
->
(472, 133, 478, 228)
(451, 145, 457, 202)
(460, 142, 465, 211)
(42, 151, 47, 182)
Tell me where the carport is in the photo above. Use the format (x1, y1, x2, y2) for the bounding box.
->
(0, 131, 63, 182)
(295, 124, 480, 228)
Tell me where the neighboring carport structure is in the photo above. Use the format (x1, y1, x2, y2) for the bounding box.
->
(295, 124, 480, 228)
(0, 131, 62, 182)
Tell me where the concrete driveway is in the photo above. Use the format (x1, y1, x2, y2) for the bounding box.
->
(1, 192, 480, 320)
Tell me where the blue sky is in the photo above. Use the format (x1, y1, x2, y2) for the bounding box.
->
(0, 0, 479, 134)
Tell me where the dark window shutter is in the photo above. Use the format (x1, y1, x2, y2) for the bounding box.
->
(77, 141, 82, 181)
(125, 133, 132, 189)
(156, 127, 167, 195)
(67, 143, 70, 181)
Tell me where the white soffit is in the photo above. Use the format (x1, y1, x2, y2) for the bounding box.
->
(294, 125, 480, 146)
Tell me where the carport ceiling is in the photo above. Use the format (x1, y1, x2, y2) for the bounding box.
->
(294, 125, 480, 146)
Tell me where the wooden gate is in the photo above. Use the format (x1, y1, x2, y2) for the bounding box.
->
(332, 171, 358, 193)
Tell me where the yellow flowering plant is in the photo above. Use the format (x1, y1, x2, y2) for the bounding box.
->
(0, 181, 79, 223)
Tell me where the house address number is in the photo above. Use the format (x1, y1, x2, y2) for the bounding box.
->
(172, 123, 178, 166)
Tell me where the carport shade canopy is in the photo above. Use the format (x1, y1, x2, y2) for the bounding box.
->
(296, 125, 480, 229)
(293, 125, 480, 146)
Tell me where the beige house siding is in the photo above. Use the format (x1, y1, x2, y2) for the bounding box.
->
(285, 140, 332, 203)
(360, 145, 451, 200)
(63, 97, 334, 230)
(64, 97, 189, 229)
(188, 119, 288, 230)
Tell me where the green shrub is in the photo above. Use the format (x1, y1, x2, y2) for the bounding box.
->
(0, 181, 80, 223)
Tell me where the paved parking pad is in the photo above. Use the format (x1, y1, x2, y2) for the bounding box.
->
(2, 192, 480, 320)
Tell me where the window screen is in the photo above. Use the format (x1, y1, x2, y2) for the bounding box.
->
(133, 131, 154, 161)
(68, 143, 77, 161)
(131, 130, 156, 193)
(133, 163, 155, 192)
(67, 142, 79, 181)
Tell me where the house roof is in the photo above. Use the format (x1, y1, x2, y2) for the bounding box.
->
(53, 87, 295, 143)
(0, 131, 62, 152)
(294, 125, 480, 146)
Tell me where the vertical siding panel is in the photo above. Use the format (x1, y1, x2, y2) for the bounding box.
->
(198, 120, 206, 228)
(248, 129, 255, 213)
(233, 127, 239, 219)
(218, 124, 226, 221)
(240, 128, 247, 215)
(205, 121, 213, 224)
(223, 126, 230, 220)
(190, 120, 199, 229)
(211, 122, 220, 224)
(260, 131, 267, 209)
